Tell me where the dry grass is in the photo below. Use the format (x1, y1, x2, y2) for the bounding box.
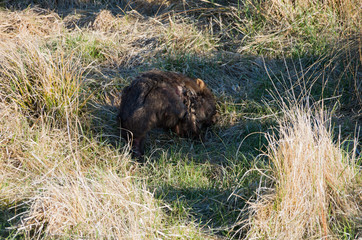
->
(233, 0, 361, 58)
(261, 0, 361, 29)
(0, 101, 204, 239)
(245, 99, 361, 239)
(0, 7, 62, 40)
(18, 171, 164, 239)
(0, 40, 87, 127)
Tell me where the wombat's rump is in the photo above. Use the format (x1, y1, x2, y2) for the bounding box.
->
(118, 70, 217, 157)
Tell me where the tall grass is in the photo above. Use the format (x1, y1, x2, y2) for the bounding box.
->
(0, 101, 167, 239)
(0, 99, 205, 239)
(18, 170, 165, 239)
(245, 95, 361, 238)
(261, 0, 360, 29)
(0, 40, 88, 127)
(232, 0, 361, 58)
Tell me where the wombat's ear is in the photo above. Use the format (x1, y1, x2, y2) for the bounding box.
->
(196, 78, 205, 90)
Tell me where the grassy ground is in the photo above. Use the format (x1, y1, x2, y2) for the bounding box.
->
(0, 0, 361, 239)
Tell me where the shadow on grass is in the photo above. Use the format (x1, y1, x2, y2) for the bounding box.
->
(3, 0, 178, 28)
(153, 176, 259, 237)
(3, 0, 234, 17)
(0, 205, 26, 239)
(160, 186, 243, 233)
(138, 125, 268, 237)
(85, 101, 121, 148)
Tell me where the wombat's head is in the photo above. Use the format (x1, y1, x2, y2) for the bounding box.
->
(174, 78, 217, 138)
(194, 78, 218, 127)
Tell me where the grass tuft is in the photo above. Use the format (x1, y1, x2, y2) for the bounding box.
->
(246, 98, 361, 239)
(18, 170, 165, 239)
(0, 40, 88, 127)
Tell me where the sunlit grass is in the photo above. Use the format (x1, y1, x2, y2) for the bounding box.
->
(246, 101, 361, 239)
(0, 40, 88, 127)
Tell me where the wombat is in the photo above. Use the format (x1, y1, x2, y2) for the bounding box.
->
(118, 70, 217, 158)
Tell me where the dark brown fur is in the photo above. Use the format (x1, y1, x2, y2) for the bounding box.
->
(118, 70, 217, 157)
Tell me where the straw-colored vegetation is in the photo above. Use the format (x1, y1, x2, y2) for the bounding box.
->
(246, 98, 361, 239)
(0, 0, 360, 239)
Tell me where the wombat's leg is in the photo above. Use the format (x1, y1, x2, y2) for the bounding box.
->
(132, 137, 145, 158)
(120, 128, 145, 159)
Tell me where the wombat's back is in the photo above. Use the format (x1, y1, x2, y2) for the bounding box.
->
(118, 70, 188, 139)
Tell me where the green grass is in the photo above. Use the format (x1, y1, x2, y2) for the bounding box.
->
(64, 33, 106, 62)
(140, 148, 262, 236)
